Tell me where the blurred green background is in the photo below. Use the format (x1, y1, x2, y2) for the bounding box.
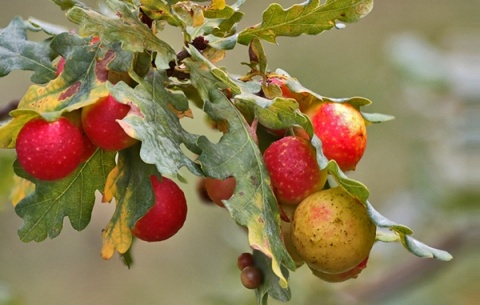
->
(1, 1, 479, 304)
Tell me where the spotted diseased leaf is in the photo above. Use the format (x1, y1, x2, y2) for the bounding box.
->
(101, 145, 158, 259)
(237, 0, 374, 45)
(0, 17, 57, 84)
(108, 71, 202, 179)
(187, 47, 295, 295)
(11, 32, 114, 121)
(67, 0, 176, 69)
(0, 33, 132, 148)
(14, 149, 116, 242)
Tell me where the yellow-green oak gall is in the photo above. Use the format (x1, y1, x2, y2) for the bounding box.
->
(291, 187, 375, 274)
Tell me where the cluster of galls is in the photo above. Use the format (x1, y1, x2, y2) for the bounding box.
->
(15, 40, 187, 243)
(237, 253, 263, 290)
(199, 76, 376, 286)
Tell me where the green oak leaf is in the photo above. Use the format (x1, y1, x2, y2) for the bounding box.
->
(108, 71, 202, 179)
(401, 234, 453, 261)
(238, 0, 374, 45)
(248, 38, 268, 74)
(271, 70, 393, 124)
(366, 200, 452, 261)
(187, 47, 295, 295)
(234, 94, 311, 133)
(375, 229, 400, 243)
(67, 0, 176, 69)
(0, 112, 38, 149)
(14, 149, 116, 242)
(361, 111, 395, 124)
(0, 17, 57, 84)
(139, 0, 183, 27)
(101, 145, 158, 259)
(51, 0, 87, 11)
(366, 200, 413, 234)
(27, 18, 69, 36)
(0, 152, 15, 206)
(207, 8, 244, 38)
(181, 5, 242, 50)
(253, 250, 291, 304)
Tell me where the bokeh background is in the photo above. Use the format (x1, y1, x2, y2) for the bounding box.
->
(1, 1, 479, 304)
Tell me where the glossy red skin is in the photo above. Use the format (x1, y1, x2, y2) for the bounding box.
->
(204, 177, 236, 208)
(240, 266, 263, 289)
(237, 252, 255, 270)
(80, 134, 97, 162)
(310, 256, 369, 283)
(62, 110, 98, 162)
(16, 117, 84, 181)
(81, 95, 137, 151)
(263, 136, 327, 205)
(308, 102, 367, 171)
(132, 176, 187, 242)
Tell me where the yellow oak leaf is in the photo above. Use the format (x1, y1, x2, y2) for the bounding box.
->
(210, 0, 226, 10)
(101, 201, 133, 259)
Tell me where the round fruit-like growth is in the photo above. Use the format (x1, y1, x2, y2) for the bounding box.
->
(240, 265, 263, 290)
(237, 252, 255, 271)
(16, 117, 84, 181)
(131, 176, 187, 242)
(309, 256, 369, 283)
(291, 187, 376, 274)
(204, 177, 236, 208)
(306, 102, 367, 171)
(263, 136, 327, 205)
(81, 95, 137, 151)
